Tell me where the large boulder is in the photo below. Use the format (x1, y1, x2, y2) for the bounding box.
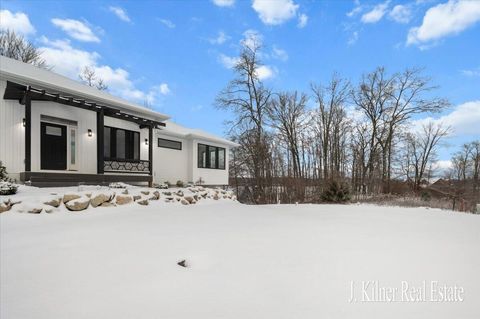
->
(184, 196, 195, 204)
(0, 201, 12, 213)
(65, 196, 90, 211)
(90, 192, 114, 208)
(115, 195, 133, 205)
(44, 197, 62, 208)
(63, 193, 81, 204)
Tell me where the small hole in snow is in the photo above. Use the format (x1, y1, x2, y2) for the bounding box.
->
(177, 259, 187, 268)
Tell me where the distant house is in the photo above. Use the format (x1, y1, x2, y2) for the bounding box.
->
(0, 56, 238, 187)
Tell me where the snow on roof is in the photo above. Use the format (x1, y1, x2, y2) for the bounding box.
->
(0, 56, 169, 122)
(158, 121, 240, 147)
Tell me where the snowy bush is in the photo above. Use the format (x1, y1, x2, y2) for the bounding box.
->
(176, 180, 184, 188)
(0, 161, 14, 183)
(321, 180, 350, 203)
(0, 181, 18, 195)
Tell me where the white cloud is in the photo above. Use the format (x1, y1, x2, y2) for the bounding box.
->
(272, 46, 288, 61)
(209, 31, 230, 44)
(109, 6, 131, 23)
(241, 29, 263, 49)
(51, 18, 100, 42)
(347, 5, 362, 18)
(158, 18, 175, 28)
(297, 13, 308, 28)
(461, 67, 480, 76)
(212, 0, 235, 7)
(361, 1, 390, 23)
(412, 101, 480, 136)
(348, 31, 359, 45)
(407, 0, 480, 45)
(256, 65, 275, 80)
(389, 4, 412, 23)
(39, 37, 168, 105)
(252, 0, 300, 25)
(0, 10, 35, 35)
(432, 160, 453, 171)
(158, 83, 170, 95)
(218, 54, 239, 69)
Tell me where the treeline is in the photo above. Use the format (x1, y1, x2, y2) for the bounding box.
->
(218, 40, 477, 205)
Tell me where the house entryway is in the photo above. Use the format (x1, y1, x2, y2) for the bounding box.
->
(41, 122, 67, 170)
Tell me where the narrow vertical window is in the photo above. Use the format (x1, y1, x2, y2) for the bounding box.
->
(70, 129, 76, 165)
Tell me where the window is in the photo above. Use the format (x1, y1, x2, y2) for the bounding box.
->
(158, 138, 182, 150)
(104, 126, 140, 161)
(197, 143, 226, 170)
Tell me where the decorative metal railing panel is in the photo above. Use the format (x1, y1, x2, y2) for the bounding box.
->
(104, 159, 150, 173)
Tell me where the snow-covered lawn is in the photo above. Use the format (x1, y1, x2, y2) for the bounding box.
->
(1, 187, 479, 319)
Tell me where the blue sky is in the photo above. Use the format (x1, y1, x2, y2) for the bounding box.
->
(1, 0, 479, 166)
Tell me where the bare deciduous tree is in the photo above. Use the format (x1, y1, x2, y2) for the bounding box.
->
(404, 122, 450, 191)
(0, 29, 47, 68)
(79, 66, 108, 91)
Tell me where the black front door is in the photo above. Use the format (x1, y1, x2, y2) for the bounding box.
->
(41, 122, 67, 170)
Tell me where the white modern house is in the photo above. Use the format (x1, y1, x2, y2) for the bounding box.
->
(0, 56, 238, 187)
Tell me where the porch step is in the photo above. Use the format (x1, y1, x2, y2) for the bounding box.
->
(20, 172, 152, 187)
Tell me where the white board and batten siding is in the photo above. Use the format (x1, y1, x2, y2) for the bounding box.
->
(153, 134, 190, 185)
(0, 80, 25, 181)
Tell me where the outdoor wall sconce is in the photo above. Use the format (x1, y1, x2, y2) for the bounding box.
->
(145, 138, 148, 145)
(88, 129, 93, 137)
(22, 118, 26, 127)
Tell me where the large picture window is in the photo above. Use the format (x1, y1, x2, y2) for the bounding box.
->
(198, 143, 225, 169)
(104, 126, 140, 161)
(158, 138, 182, 150)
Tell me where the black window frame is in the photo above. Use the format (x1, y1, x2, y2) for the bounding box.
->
(104, 126, 140, 162)
(158, 138, 182, 150)
(197, 143, 226, 170)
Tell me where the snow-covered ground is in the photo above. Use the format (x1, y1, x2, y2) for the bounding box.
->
(1, 186, 479, 319)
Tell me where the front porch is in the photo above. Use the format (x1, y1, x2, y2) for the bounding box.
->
(3, 81, 165, 187)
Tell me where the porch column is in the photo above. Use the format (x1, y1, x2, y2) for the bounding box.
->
(148, 125, 153, 176)
(24, 91, 31, 172)
(96, 109, 104, 174)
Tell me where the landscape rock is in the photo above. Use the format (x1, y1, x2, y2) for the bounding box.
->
(65, 197, 90, 211)
(27, 207, 43, 214)
(180, 198, 189, 205)
(121, 189, 129, 195)
(116, 195, 133, 205)
(133, 195, 141, 201)
(63, 193, 81, 203)
(213, 193, 220, 200)
(137, 199, 149, 206)
(43, 197, 62, 208)
(184, 196, 195, 204)
(0, 201, 12, 213)
(149, 191, 160, 201)
(141, 190, 150, 195)
(162, 191, 172, 196)
(90, 193, 114, 208)
(176, 190, 184, 197)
